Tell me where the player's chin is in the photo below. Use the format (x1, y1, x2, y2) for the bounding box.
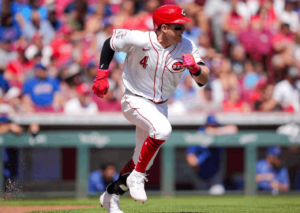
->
(175, 35, 182, 43)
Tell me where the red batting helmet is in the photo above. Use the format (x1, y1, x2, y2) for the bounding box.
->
(153, 5, 192, 31)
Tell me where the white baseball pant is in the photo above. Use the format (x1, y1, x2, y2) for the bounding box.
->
(121, 90, 172, 170)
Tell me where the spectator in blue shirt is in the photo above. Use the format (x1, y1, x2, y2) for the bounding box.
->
(20, 0, 48, 21)
(22, 64, 62, 112)
(0, 13, 22, 42)
(255, 146, 290, 193)
(88, 163, 119, 193)
(186, 114, 238, 194)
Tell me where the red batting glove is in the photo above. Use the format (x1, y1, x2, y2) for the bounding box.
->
(182, 54, 199, 74)
(92, 69, 109, 98)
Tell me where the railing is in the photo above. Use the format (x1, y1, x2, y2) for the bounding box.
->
(1, 130, 298, 197)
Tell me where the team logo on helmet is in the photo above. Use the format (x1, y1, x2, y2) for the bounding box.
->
(182, 9, 186, 17)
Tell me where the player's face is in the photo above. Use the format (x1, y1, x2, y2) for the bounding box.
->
(166, 24, 185, 43)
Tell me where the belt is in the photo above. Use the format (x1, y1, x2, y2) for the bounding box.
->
(134, 94, 168, 104)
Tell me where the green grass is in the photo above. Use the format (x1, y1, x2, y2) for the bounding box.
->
(1, 196, 300, 213)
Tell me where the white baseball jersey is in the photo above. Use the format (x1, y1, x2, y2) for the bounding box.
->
(110, 29, 203, 103)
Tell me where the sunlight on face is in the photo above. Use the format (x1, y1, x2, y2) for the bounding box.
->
(164, 23, 185, 43)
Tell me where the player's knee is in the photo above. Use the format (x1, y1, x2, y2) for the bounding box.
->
(156, 122, 172, 140)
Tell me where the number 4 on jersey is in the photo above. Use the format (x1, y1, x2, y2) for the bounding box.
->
(140, 56, 149, 69)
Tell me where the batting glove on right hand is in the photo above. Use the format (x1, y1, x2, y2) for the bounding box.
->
(92, 69, 110, 98)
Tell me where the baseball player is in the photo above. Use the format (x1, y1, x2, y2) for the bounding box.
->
(92, 5, 210, 213)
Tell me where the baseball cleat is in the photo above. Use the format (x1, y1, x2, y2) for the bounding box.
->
(100, 191, 124, 213)
(126, 169, 148, 203)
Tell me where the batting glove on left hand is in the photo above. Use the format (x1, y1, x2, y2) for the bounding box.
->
(92, 69, 110, 98)
(182, 54, 199, 74)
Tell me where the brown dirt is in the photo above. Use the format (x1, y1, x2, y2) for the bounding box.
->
(0, 205, 98, 213)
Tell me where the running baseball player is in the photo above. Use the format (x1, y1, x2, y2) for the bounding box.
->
(92, 5, 210, 213)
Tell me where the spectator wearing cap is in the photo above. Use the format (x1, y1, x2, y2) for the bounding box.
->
(255, 146, 290, 193)
(82, 62, 97, 85)
(186, 114, 237, 194)
(64, 82, 98, 115)
(22, 64, 62, 112)
(272, 66, 300, 112)
(88, 162, 119, 193)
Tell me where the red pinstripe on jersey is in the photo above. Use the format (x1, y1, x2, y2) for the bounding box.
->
(125, 95, 156, 138)
(160, 44, 177, 101)
(149, 32, 159, 102)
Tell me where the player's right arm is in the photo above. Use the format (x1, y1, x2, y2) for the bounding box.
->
(92, 29, 147, 98)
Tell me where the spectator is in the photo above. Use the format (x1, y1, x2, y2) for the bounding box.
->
(186, 114, 237, 194)
(20, 0, 48, 21)
(136, 0, 160, 31)
(250, 2, 280, 31)
(183, 18, 202, 46)
(280, 0, 299, 33)
(24, 32, 53, 68)
(88, 162, 119, 193)
(272, 66, 300, 112)
(18, 10, 55, 44)
(254, 83, 283, 112)
(0, 13, 22, 42)
(222, 87, 251, 112)
(221, 0, 247, 55)
(5, 40, 34, 89)
(64, 82, 98, 115)
(169, 73, 197, 114)
(272, 23, 295, 70)
(81, 62, 97, 85)
(255, 146, 290, 193)
(64, 0, 88, 31)
(60, 63, 82, 101)
(22, 64, 62, 112)
(50, 25, 74, 67)
(0, 39, 18, 72)
(196, 82, 222, 112)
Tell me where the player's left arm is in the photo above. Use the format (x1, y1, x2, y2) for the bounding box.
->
(182, 41, 210, 87)
(193, 62, 210, 86)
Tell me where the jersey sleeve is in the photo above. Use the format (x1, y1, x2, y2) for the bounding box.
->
(191, 41, 205, 65)
(110, 29, 146, 53)
(279, 167, 290, 186)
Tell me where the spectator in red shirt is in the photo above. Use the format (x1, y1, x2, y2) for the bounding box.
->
(272, 23, 295, 70)
(222, 87, 251, 112)
(250, 2, 280, 31)
(221, 0, 247, 55)
(50, 25, 74, 67)
(5, 40, 34, 89)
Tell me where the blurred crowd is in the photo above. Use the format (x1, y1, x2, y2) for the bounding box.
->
(0, 0, 300, 117)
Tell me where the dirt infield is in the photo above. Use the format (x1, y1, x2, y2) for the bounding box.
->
(0, 205, 98, 213)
